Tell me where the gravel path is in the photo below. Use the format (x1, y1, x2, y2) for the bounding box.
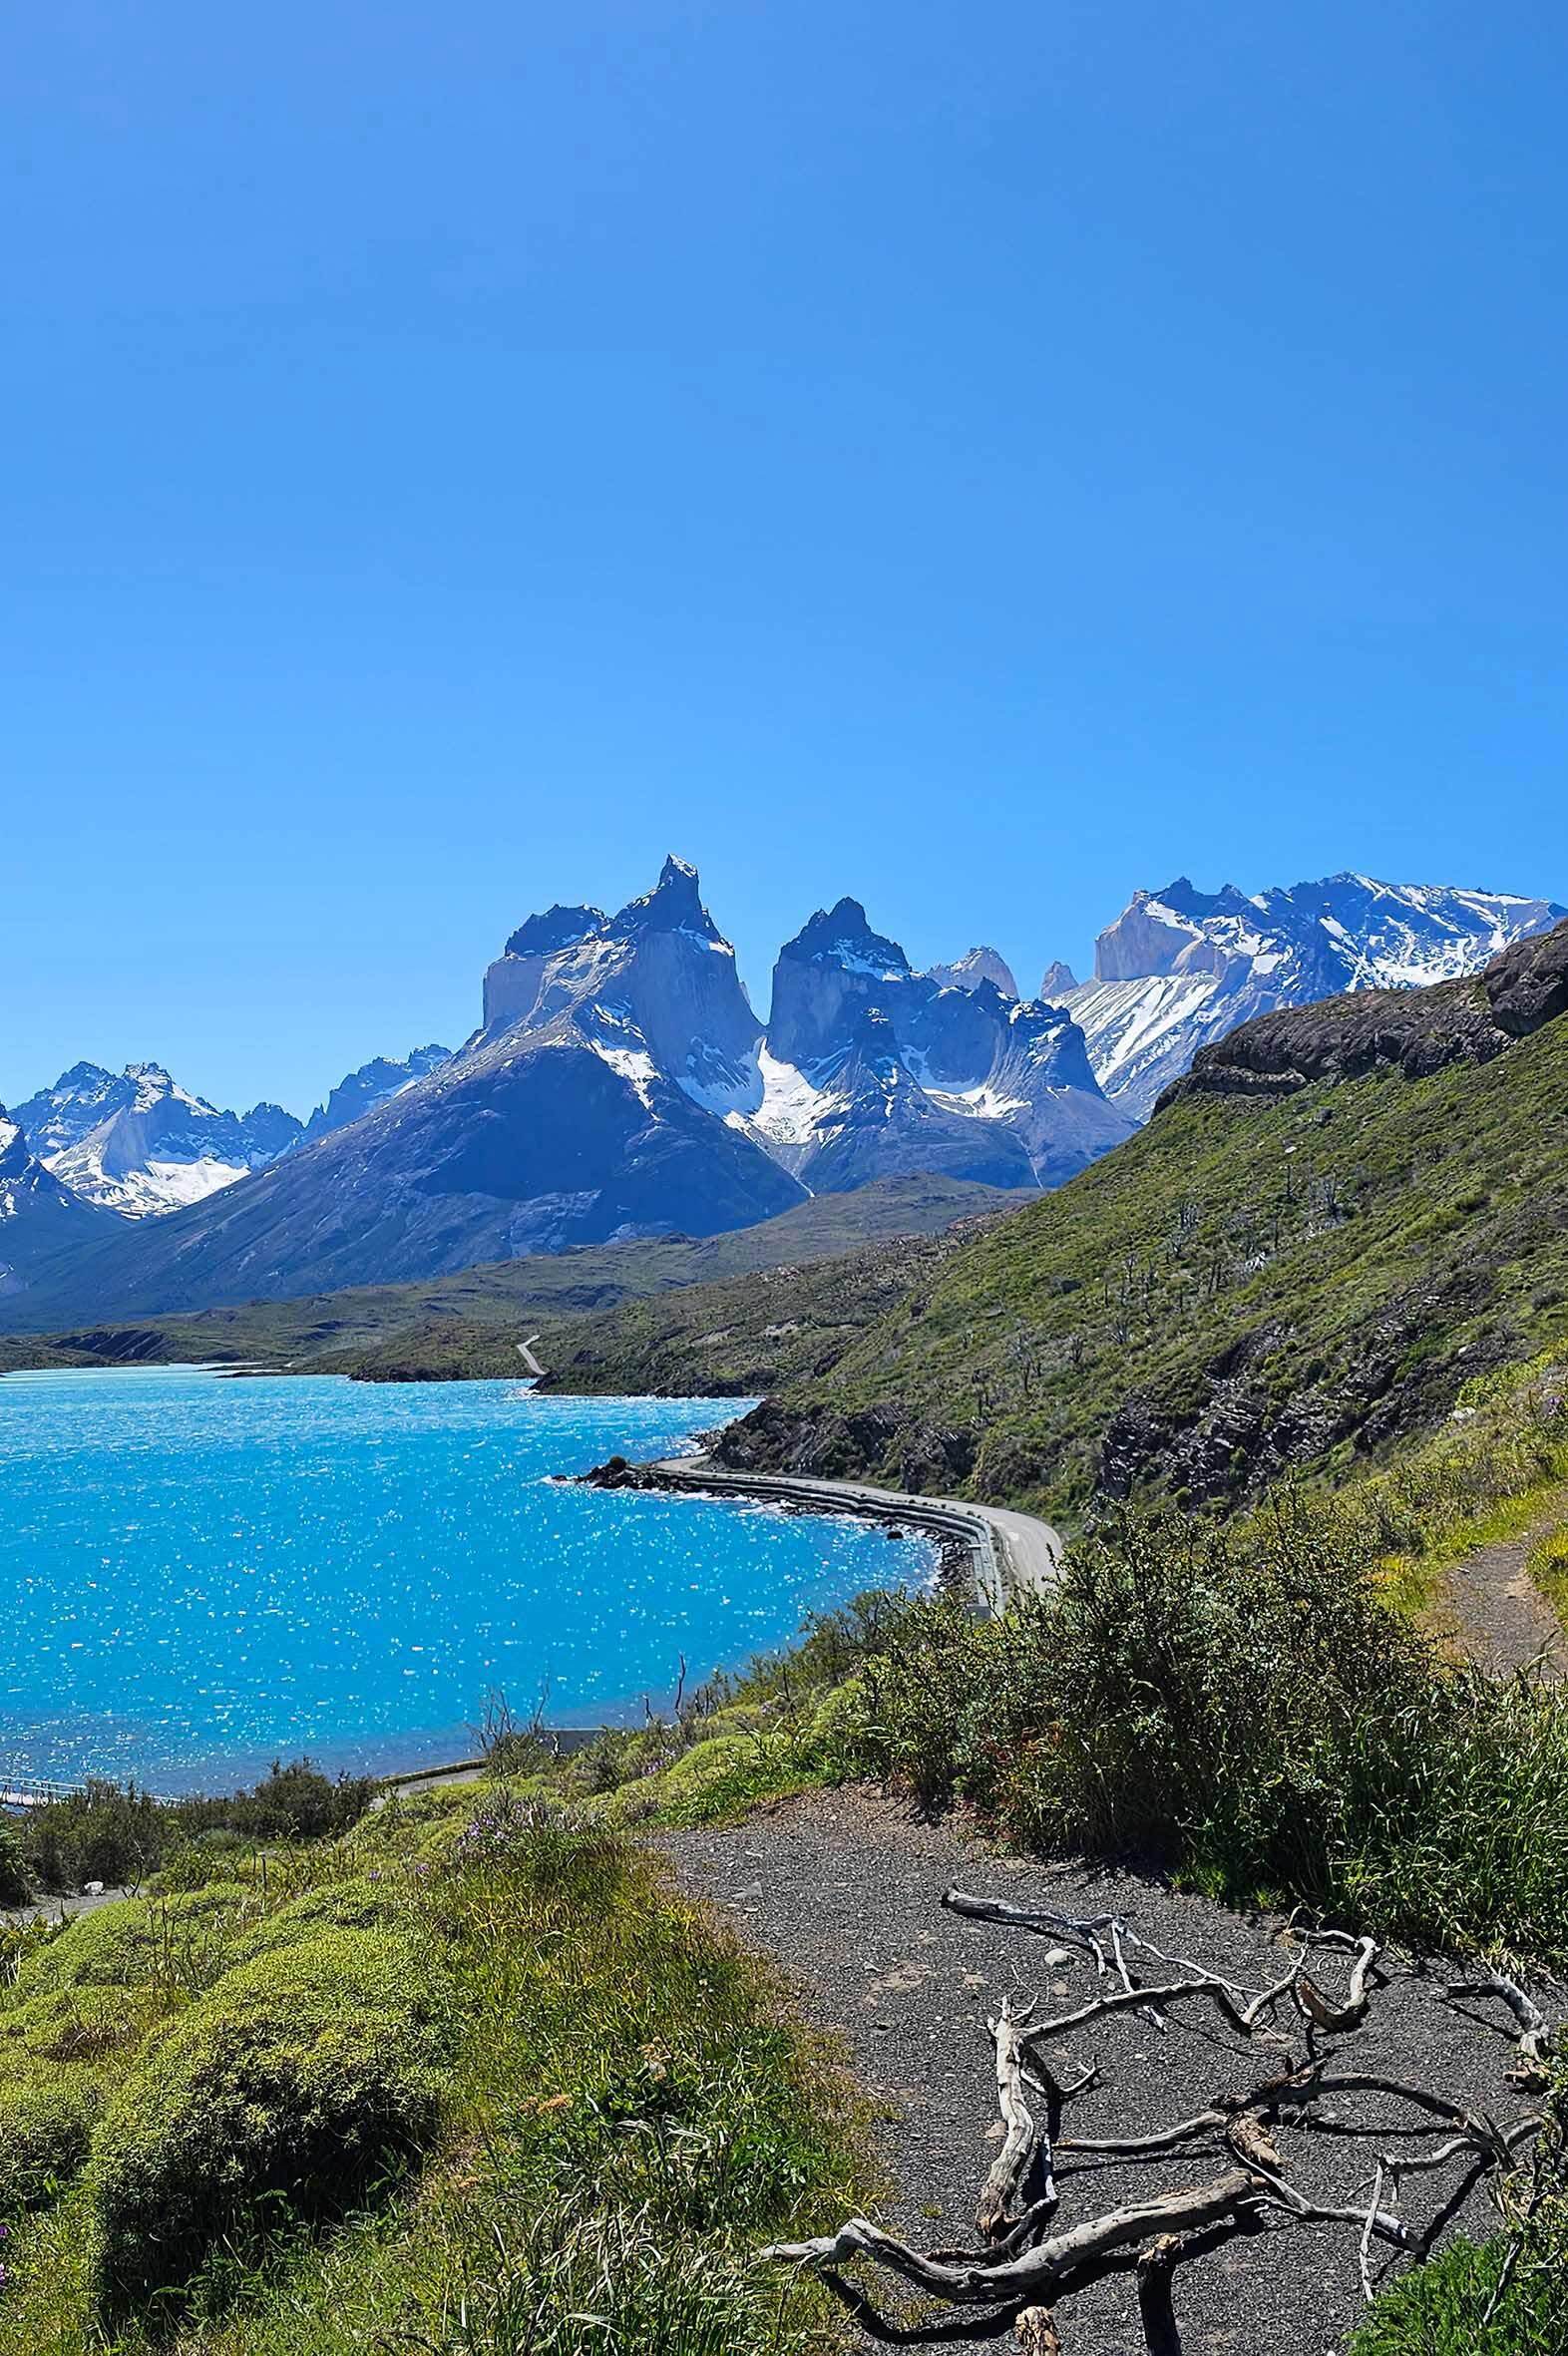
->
(1440, 1511, 1566, 1679)
(656, 1786, 1557, 2355)
(2, 1881, 132, 1929)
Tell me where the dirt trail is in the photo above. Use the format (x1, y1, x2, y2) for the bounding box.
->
(656, 1786, 1555, 2356)
(1438, 1511, 1566, 1679)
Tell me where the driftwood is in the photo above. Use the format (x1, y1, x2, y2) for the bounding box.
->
(761, 1898, 1557, 2350)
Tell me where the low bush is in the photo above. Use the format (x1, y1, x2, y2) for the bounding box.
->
(0, 1823, 32, 1908)
(14, 1882, 250, 1999)
(843, 1503, 1568, 1963)
(84, 1923, 450, 2317)
(0, 2078, 97, 2215)
(18, 1762, 375, 1896)
(223, 1874, 404, 1965)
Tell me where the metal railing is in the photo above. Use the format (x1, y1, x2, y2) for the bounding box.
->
(0, 1771, 92, 1811)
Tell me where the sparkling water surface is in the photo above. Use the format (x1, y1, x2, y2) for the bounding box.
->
(0, 1367, 932, 1792)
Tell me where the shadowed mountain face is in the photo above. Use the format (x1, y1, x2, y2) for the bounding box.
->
(0, 862, 806, 1326)
(0, 1110, 127, 1297)
(1058, 873, 1567, 1120)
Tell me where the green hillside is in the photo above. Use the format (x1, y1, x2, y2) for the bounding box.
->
(537, 945, 1568, 1515)
(0, 1175, 1030, 1381)
(0, 1784, 859, 2353)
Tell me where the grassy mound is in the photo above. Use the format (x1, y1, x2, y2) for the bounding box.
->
(86, 1925, 449, 2317)
(0, 2078, 97, 2216)
(0, 1789, 862, 2353)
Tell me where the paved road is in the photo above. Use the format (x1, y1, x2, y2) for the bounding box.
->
(650, 1456, 1062, 1614)
(2, 1882, 133, 1930)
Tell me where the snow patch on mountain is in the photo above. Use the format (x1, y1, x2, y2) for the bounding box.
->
(12, 1063, 305, 1220)
(1060, 873, 1566, 1120)
(927, 946, 1019, 998)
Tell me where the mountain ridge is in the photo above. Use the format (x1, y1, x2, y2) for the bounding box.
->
(1059, 871, 1564, 1119)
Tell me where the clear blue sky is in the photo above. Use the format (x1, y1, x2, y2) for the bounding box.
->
(6, 0, 1567, 1116)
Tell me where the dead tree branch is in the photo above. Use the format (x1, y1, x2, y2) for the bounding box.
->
(762, 1903, 1558, 2347)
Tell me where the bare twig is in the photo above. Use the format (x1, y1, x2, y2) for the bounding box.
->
(1443, 1973, 1552, 2077)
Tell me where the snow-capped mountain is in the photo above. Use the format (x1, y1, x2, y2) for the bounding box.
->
(302, 1045, 453, 1142)
(1057, 874, 1567, 1120)
(927, 946, 1019, 997)
(11, 1063, 304, 1219)
(3, 861, 808, 1323)
(482, 859, 764, 1110)
(735, 898, 1133, 1189)
(0, 1108, 126, 1297)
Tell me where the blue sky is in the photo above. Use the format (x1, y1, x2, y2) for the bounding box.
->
(6, 0, 1567, 1116)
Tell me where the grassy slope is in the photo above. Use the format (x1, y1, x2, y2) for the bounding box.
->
(633, 1004, 1568, 1515)
(0, 1175, 1031, 1380)
(0, 1790, 862, 2355)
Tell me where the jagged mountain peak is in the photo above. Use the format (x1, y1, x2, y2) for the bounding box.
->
(1039, 960, 1078, 998)
(782, 897, 911, 978)
(609, 854, 722, 940)
(1066, 869, 1567, 1120)
(11, 1059, 305, 1220)
(927, 947, 1019, 998)
(502, 904, 607, 960)
(302, 1044, 454, 1144)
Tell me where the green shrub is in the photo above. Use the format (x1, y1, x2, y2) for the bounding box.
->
(84, 1924, 451, 2318)
(0, 2077, 97, 2214)
(0, 1823, 32, 1907)
(848, 1504, 1568, 1961)
(14, 1883, 249, 1998)
(224, 1874, 404, 1964)
(19, 1762, 375, 1895)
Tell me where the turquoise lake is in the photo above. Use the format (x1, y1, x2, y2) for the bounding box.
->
(0, 1367, 933, 1792)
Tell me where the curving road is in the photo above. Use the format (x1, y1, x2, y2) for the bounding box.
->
(650, 1456, 1062, 1616)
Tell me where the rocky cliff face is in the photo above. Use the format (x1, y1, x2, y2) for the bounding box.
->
(741, 902, 1133, 1191)
(11, 1064, 306, 1219)
(927, 946, 1019, 997)
(483, 858, 764, 1110)
(0, 1109, 126, 1297)
(1059, 874, 1566, 1120)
